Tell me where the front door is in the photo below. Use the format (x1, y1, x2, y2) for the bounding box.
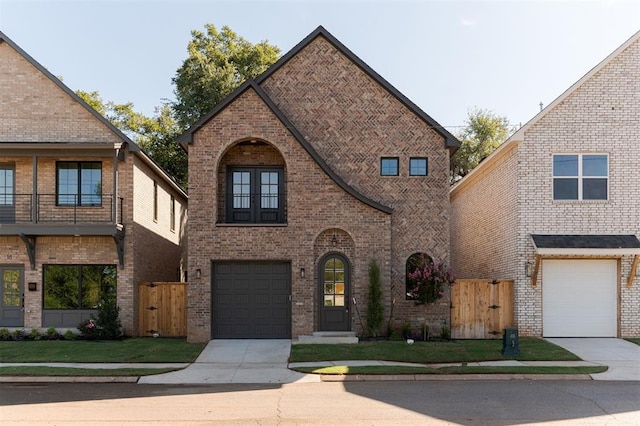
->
(0, 266, 24, 327)
(319, 254, 351, 331)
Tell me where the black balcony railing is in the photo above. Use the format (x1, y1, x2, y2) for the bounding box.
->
(0, 194, 123, 225)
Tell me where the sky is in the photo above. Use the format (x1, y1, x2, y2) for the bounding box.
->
(1, 0, 639, 133)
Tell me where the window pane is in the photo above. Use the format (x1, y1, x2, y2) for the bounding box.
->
(335, 283, 345, 294)
(81, 265, 116, 308)
(381, 158, 399, 176)
(57, 163, 78, 205)
(409, 158, 428, 176)
(44, 266, 79, 309)
(553, 178, 578, 200)
(80, 163, 102, 205)
(324, 296, 334, 306)
(553, 155, 578, 176)
(260, 172, 279, 209)
(2, 270, 20, 307)
(233, 172, 250, 209)
(334, 295, 345, 306)
(324, 283, 334, 294)
(583, 155, 607, 176)
(583, 178, 607, 200)
(0, 167, 14, 205)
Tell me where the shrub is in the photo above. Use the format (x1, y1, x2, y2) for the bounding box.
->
(12, 329, 24, 341)
(78, 318, 100, 340)
(0, 328, 10, 340)
(27, 328, 42, 341)
(400, 321, 412, 339)
(95, 295, 123, 340)
(441, 325, 451, 340)
(64, 329, 76, 340)
(366, 258, 384, 337)
(45, 327, 61, 340)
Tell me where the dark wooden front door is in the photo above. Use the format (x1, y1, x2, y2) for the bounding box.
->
(318, 254, 351, 331)
(0, 266, 23, 327)
(212, 261, 291, 338)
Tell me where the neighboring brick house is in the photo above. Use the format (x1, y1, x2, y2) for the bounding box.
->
(451, 30, 640, 337)
(179, 26, 459, 342)
(0, 31, 187, 335)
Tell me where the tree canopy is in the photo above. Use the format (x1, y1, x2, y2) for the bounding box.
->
(450, 108, 513, 183)
(76, 24, 281, 189)
(76, 90, 187, 186)
(172, 24, 281, 130)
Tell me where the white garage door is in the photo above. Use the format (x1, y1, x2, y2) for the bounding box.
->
(542, 259, 617, 337)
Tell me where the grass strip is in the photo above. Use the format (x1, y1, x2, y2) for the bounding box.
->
(290, 338, 579, 363)
(0, 366, 181, 376)
(625, 338, 640, 346)
(292, 365, 607, 375)
(0, 338, 206, 363)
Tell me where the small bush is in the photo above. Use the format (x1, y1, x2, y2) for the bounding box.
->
(78, 318, 100, 340)
(27, 328, 42, 341)
(400, 322, 412, 339)
(441, 326, 451, 340)
(0, 328, 11, 340)
(64, 329, 76, 340)
(45, 327, 61, 340)
(12, 329, 25, 340)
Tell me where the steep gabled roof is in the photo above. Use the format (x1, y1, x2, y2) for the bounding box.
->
(452, 29, 640, 193)
(256, 26, 459, 151)
(178, 80, 392, 214)
(0, 31, 186, 199)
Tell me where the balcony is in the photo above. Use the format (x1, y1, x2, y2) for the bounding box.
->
(0, 194, 123, 225)
(0, 194, 126, 268)
(0, 193, 124, 238)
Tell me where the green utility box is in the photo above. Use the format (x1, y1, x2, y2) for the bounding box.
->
(502, 327, 520, 356)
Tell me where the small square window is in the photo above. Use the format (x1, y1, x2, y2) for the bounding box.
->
(380, 157, 399, 176)
(409, 158, 428, 176)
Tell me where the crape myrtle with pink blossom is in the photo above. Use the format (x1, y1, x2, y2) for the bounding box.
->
(407, 254, 455, 305)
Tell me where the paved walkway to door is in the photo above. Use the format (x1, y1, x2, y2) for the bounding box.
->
(138, 339, 320, 384)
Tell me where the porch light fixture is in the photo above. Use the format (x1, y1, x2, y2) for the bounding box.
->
(28, 282, 37, 291)
(525, 261, 534, 278)
(300, 268, 305, 278)
(195, 268, 202, 279)
(331, 234, 338, 246)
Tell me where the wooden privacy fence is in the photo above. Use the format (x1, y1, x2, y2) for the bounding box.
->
(450, 279, 514, 339)
(138, 282, 187, 337)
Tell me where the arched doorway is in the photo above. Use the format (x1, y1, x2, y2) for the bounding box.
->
(318, 253, 351, 331)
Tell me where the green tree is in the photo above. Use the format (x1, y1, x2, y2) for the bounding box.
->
(366, 258, 384, 338)
(450, 108, 513, 183)
(172, 24, 281, 129)
(76, 91, 187, 187)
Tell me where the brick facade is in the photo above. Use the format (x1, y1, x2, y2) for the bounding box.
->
(185, 28, 455, 342)
(451, 32, 640, 337)
(0, 32, 187, 335)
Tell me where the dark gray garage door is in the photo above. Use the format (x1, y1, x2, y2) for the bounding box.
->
(212, 262, 291, 338)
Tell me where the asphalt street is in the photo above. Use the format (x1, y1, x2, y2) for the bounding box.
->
(1, 380, 639, 425)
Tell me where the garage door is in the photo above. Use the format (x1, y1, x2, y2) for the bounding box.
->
(212, 262, 291, 338)
(542, 259, 617, 337)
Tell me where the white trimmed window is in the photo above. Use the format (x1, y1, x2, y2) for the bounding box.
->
(552, 154, 608, 201)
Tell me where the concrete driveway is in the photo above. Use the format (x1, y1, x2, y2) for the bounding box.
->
(138, 339, 320, 385)
(546, 338, 640, 381)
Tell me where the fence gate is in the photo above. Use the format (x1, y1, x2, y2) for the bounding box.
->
(138, 282, 187, 337)
(450, 279, 514, 339)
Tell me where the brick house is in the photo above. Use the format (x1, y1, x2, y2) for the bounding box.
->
(0, 31, 187, 335)
(180, 26, 459, 342)
(450, 30, 640, 337)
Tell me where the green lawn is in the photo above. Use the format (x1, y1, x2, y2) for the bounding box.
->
(625, 338, 640, 346)
(290, 338, 580, 363)
(0, 366, 180, 376)
(0, 338, 206, 363)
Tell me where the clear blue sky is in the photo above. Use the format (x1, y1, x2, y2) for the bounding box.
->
(1, 0, 638, 133)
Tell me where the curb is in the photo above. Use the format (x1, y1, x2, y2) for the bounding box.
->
(320, 374, 594, 382)
(0, 376, 139, 383)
